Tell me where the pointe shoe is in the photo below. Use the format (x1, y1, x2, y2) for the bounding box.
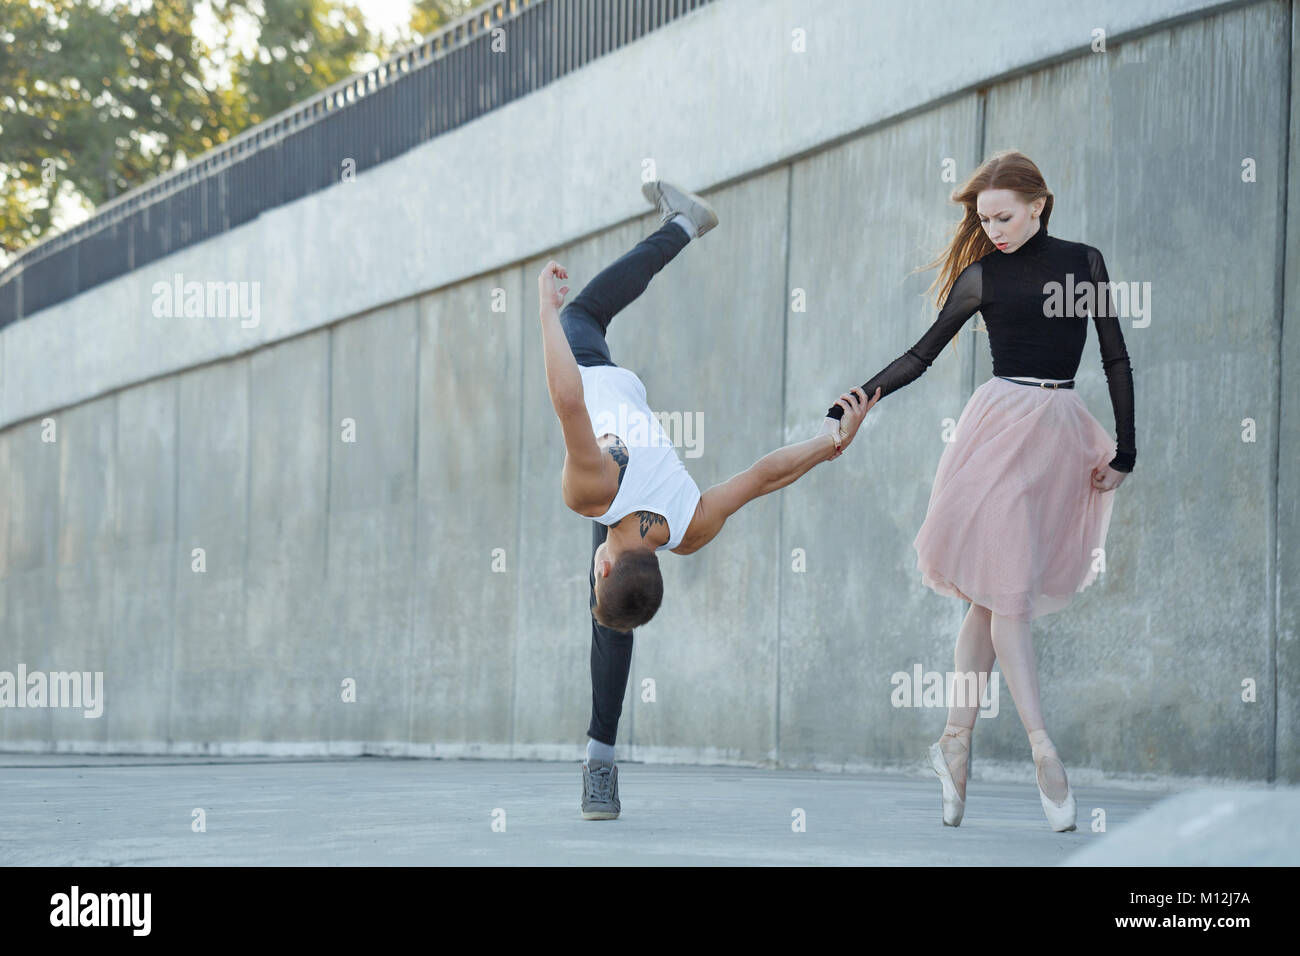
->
(927, 742, 965, 827)
(1036, 756, 1077, 832)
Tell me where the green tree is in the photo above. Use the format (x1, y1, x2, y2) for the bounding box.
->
(408, 0, 478, 40)
(221, 0, 374, 129)
(1, 0, 491, 263)
(0, 0, 383, 260)
(2, 0, 226, 255)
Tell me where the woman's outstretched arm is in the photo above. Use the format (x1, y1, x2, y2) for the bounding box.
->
(825, 260, 984, 421)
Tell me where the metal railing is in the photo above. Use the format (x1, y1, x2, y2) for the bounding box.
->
(0, 0, 716, 328)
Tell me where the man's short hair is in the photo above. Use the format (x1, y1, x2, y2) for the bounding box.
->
(594, 550, 663, 631)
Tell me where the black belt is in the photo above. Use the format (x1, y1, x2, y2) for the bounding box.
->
(997, 376, 1074, 390)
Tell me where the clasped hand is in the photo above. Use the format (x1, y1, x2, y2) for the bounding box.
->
(818, 386, 881, 459)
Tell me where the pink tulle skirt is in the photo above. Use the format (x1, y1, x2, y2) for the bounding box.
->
(913, 376, 1119, 622)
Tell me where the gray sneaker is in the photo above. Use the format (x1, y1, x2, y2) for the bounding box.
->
(641, 179, 719, 238)
(581, 760, 621, 820)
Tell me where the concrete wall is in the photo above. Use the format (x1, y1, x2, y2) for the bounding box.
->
(976, 3, 1292, 781)
(1278, 0, 1300, 783)
(1, 0, 1295, 782)
(0, 0, 1240, 431)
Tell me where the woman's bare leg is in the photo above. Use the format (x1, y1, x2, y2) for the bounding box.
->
(989, 612, 1069, 804)
(936, 602, 994, 800)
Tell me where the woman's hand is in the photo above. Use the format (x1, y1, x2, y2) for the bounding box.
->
(1091, 464, 1127, 491)
(538, 261, 570, 311)
(828, 386, 881, 454)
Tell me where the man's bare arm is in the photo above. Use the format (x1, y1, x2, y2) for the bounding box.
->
(537, 261, 612, 512)
(674, 386, 879, 554)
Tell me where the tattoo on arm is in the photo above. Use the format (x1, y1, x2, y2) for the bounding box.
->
(607, 438, 629, 489)
(637, 511, 666, 539)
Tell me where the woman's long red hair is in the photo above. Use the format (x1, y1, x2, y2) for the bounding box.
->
(917, 149, 1054, 349)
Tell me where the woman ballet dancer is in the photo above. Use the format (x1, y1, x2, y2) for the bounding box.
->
(822, 149, 1136, 831)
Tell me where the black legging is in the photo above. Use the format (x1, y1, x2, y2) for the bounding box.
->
(586, 520, 634, 745)
(560, 220, 690, 368)
(561, 220, 690, 745)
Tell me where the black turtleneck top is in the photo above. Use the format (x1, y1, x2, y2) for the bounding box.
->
(825, 223, 1136, 472)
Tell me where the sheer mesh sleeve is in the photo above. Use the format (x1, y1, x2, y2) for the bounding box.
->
(825, 260, 984, 420)
(1086, 246, 1136, 472)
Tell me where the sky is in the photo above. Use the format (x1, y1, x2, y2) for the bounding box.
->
(353, 0, 421, 44)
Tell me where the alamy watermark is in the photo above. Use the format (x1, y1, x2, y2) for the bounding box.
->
(1043, 273, 1150, 328)
(890, 664, 1000, 717)
(592, 402, 703, 458)
(0, 665, 103, 718)
(50, 886, 150, 935)
(151, 272, 260, 328)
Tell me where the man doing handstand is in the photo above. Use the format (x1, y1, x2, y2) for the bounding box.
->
(537, 180, 879, 819)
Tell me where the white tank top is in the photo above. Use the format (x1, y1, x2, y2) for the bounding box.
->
(578, 365, 701, 552)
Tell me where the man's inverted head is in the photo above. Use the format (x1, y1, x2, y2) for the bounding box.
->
(592, 544, 664, 632)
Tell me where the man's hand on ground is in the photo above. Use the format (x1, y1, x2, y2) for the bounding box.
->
(539, 261, 570, 311)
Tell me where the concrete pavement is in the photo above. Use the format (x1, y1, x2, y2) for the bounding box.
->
(0, 755, 1187, 866)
